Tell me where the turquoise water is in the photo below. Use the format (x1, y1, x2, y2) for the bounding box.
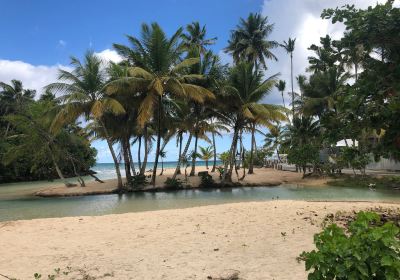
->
(1, 163, 400, 222)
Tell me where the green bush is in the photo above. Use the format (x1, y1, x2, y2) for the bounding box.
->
(164, 178, 184, 189)
(299, 211, 400, 280)
(199, 173, 215, 188)
(127, 174, 148, 189)
(287, 143, 320, 174)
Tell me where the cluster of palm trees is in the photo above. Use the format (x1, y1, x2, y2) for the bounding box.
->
(48, 13, 289, 189)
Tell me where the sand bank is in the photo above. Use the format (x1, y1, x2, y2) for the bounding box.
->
(35, 167, 328, 197)
(0, 200, 399, 279)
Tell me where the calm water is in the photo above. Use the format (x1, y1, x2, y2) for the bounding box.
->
(0, 163, 400, 222)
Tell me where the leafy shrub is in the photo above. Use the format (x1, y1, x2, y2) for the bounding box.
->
(339, 147, 370, 175)
(216, 166, 224, 178)
(127, 174, 148, 189)
(287, 144, 320, 174)
(199, 172, 215, 188)
(164, 178, 184, 189)
(299, 211, 400, 280)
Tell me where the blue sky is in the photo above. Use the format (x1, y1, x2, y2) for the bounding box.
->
(1, 0, 395, 162)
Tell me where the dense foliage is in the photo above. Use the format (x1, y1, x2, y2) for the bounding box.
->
(0, 83, 96, 184)
(300, 211, 400, 280)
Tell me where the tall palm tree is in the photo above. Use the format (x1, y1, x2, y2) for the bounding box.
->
(221, 62, 285, 180)
(159, 150, 166, 175)
(275, 80, 286, 109)
(264, 124, 286, 162)
(110, 23, 214, 186)
(225, 13, 278, 69)
(180, 22, 217, 54)
(281, 37, 296, 117)
(47, 51, 126, 189)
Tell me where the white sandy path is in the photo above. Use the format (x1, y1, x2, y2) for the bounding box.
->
(1, 200, 399, 280)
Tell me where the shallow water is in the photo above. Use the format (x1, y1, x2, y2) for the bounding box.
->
(1, 182, 400, 222)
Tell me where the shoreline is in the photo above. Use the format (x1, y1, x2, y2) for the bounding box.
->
(34, 167, 329, 197)
(1, 200, 399, 279)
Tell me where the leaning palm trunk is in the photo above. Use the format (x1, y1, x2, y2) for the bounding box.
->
(172, 134, 193, 180)
(160, 159, 164, 175)
(248, 123, 256, 174)
(49, 147, 74, 187)
(190, 132, 199, 176)
(70, 159, 85, 187)
(140, 127, 149, 175)
(122, 138, 132, 182)
(239, 133, 246, 180)
(290, 53, 295, 117)
(211, 131, 217, 172)
(128, 142, 136, 175)
(100, 122, 123, 189)
(177, 134, 183, 174)
(151, 97, 163, 186)
(223, 124, 239, 183)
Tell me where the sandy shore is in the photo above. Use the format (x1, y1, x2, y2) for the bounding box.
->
(0, 200, 399, 279)
(35, 167, 328, 197)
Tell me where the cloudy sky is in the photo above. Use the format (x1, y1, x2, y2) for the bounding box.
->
(1, 0, 397, 162)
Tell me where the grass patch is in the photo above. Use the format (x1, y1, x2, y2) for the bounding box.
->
(327, 175, 400, 190)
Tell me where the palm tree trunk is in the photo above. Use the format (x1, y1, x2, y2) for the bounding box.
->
(190, 132, 199, 176)
(49, 147, 74, 187)
(239, 133, 246, 180)
(172, 134, 192, 180)
(128, 141, 136, 175)
(151, 97, 162, 186)
(140, 127, 148, 175)
(211, 131, 217, 172)
(248, 123, 256, 174)
(281, 91, 286, 109)
(223, 123, 239, 183)
(160, 159, 164, 175)
(177, 133, 183, 174)
(122, 138, 132, 182)
(138, 136, 142, 171)
(206, 160, 208, 169)
(70, 159, 85, 187)
(101, 123, 123, 189)
(290, 53, 295, 117)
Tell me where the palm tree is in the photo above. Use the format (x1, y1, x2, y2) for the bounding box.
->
(47, 51, 125, 189)
(264, 124, 286, 162)
(110, 23, 214, 186)
(180, 22, 217, 54)
(0, 80, 35, 137)
(281, 37, 296, 117)
(275, 80, 286, 109)
(225, 13, 278, 69)
(220, 62, 285, 180)
(199, 146, 213, 169)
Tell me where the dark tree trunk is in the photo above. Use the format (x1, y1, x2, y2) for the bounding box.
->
(248, 123, 256, 174)
(177, 133, 183, 175)
(172, 134, 192, 180)
(138, 136, 142, 171)
(101, 124, 123, 189)
(128, 140, 136, 175)
(151, 97, 162, 186)
(190, 132, 199, 176)
(211, 131, 217, 172)
(223, 122, 239, 183)
(122, 138, 132, 182)
(140, 126, 148, 175)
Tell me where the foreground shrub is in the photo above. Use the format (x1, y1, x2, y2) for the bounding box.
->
(164, 178, 184, 189)
(299, 211, 400, 280)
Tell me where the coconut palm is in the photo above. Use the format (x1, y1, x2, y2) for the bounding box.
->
(264, 124, 286, 162)
(275, 80, 286, 109)
(225, 13, 278, 69)
(220, 62, 285, 180)
(199, 146, 213, 169)
(159, 150, 166, 175)
(110, 23, 214, 186)
(181, 22, 217, 54)
(281, 37, 296, 117)
(47, 51, 125, 189)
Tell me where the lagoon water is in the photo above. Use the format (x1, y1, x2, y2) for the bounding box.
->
(1, 163, 400, 222)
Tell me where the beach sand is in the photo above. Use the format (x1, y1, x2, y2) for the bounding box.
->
(35, 167, 329, 197)
(1, 200, 399, 279)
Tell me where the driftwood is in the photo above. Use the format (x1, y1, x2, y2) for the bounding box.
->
(88, 170, 105, 183)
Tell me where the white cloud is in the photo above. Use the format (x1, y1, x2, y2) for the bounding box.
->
(95, 49, 122, 64)
(58, 40, 66, 47)
(0, 48, 122, 97)
(0, 59, 70, 96)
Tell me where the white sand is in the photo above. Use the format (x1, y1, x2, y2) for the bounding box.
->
(1, 200, 398, 279)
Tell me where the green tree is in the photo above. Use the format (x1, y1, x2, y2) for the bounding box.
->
(199, 146, 213, 169)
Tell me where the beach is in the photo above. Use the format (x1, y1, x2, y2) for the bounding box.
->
(34, 167, 329, 197)
(0, 200, 399, 279)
